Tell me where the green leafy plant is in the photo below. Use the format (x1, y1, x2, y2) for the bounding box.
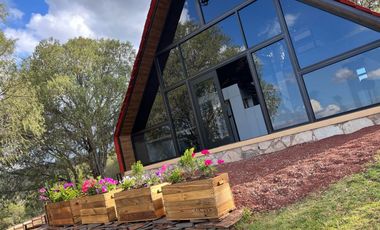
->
(165, 167, 184, 184)
(81, 177, 118, 196)
(120, 162, 166, 190)
(131, 160, 144, 178)
(38, 182, 80, 203)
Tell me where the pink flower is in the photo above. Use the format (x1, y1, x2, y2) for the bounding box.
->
(204, 159, 212, 166)
(101, 186, 107, 193)
(161, 164, 168, 172)
(39, 195, 48, 201)
(191, 152, 196, 158)
(39, 187, 46, 193)
(201, 149, 210, 155)
(217, 159, 224, 165)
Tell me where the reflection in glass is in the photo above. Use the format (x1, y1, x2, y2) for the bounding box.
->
(304, 48, 380, 119)
(182, 15, 245, 77)
(239, 0, 281, 47)
(174, 0, 201, 41)
(253, 40, 308, 130)
(159, 47, 186, 87)
(193, 76, 233, 147)
(281, 0, 380, 68)
(133, 126, 176, 165)
(146, 91, 167, 127)
(201, 0, 245, 23)
(167, 85, 200, 153)
(218, 57, 268, 140)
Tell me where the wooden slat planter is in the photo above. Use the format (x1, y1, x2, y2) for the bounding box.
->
(114, 183, 169, 222)
(80, 190, 119, 224)
(162, 173, 235, 220)
(45, 198, 82, 226)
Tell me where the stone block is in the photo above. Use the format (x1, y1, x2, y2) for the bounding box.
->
(368, 113, 380, 125)
(292, 131, 313, 145)
(258, 140, 272, 150)
(313, 125, 344, 140)
(222, 150, 243, 163)
(342, 118, 374, 134)
(281, 135, 292, 147)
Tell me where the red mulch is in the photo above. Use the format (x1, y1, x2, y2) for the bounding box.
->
(218, 125, 380, 211)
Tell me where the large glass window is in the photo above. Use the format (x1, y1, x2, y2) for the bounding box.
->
(200, 0, 245, 23)
(253, 40, 308, 130)
(167, 85, 200, 153)
(174, 0, 202, 41)
(146, 92, 167, 127)
(305, 48, 380, 119)
(239, 0, 281, 47)
(182, 15, 245, 77)
(281, 0, 380, 68)
(133, 126, 176, 165)
(159, 47, 186, 87)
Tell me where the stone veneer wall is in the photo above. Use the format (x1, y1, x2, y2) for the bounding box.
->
(126, 112, 380, 174)
(205, 113, 380, 164)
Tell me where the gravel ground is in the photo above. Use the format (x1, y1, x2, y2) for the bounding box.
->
(218, 125, 380, 211)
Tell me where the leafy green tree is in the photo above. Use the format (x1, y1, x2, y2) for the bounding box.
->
(349, 0, 380, 12)
(24, 37, 135, 180)
(0, 3, 44, 165)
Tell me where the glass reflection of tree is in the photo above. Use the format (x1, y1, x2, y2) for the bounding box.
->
(253, 56, 281, 118)
(195, 79, 227, 142)
(146, 92, 167, 127)
(168, 85, 199, 151)
(162, 48, 185, 86)
(180, 21, 243, 77)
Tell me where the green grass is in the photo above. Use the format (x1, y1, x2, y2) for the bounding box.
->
(235, 154, 380, 230)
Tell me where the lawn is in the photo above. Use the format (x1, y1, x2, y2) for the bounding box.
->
(235, 153, 380, 230)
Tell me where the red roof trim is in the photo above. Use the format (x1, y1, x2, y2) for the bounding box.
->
(114, 0, 159, 173)
(336, 0, 380, 17)
(114, 0, 379, 173)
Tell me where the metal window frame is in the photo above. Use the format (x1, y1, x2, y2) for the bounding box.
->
(130, 0, 380, 166)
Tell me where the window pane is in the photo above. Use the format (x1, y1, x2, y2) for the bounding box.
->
(146, 91, 167, 127)
(239, 0, 281, 47)
(281, 0, 380, 68)
(159, 47, 186, 87)
(182, 15, 245, 77)
(253, 40, 308, 130)
(167, 85, 200, 153)
(133, 126, 176, 165)
(174, 0, 201, 41)
(305, 48, 380, 119)
(201, 0, 245, 23)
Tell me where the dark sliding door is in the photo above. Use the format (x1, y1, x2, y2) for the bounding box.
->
(190, 71, 236, 148)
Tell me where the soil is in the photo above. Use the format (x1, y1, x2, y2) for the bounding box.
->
(218, 125, 380, 211)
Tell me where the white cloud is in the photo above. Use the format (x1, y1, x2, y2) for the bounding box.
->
(311, 99, 341, 117)
(284, 14, 299, 27)
(8, 8, 24, 20)
(4, 0, 150, 56)
(368, 68, 380, 80)
(334, 67, 355, 82)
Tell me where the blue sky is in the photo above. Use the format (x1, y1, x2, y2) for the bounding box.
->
(2, 0, 150, 58)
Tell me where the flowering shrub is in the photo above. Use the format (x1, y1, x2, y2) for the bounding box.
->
(81, 177, 118, 196)
(38, 182, 80, 203)
(165, 148, 224, 183)
(120, 161, 165, 190)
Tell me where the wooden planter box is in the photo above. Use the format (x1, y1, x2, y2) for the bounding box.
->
(45, 198, 82, 226)
(80, 190, 119, 224)
(162, 173, 235, 220)
(114, 183, 169, 222)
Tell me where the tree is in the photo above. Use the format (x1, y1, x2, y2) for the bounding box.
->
(0, 3, 44, 165)
(349, 0, 380, 12)
(25, 37, 135, 180)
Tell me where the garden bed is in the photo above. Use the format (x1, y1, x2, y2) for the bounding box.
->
(219, 125, 380, 211)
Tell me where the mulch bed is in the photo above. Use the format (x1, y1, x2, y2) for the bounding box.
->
(218, 125, 380, 211)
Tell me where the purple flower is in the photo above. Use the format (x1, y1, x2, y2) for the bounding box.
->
(39, 187, 46, 193)
(99, 179, 105, 184)
(101, 186, 107, 193)
(96, 188, 100, 194)
(63, 182, 74, 189)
